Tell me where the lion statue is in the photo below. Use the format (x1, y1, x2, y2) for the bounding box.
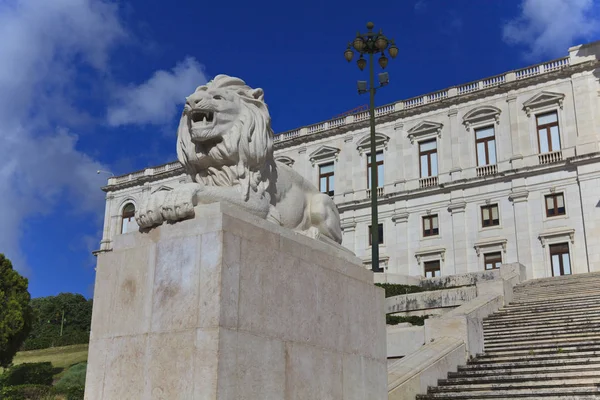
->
(135, 74, 343, 245)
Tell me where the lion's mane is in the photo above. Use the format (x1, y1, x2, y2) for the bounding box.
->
(176, 75, 276, 201)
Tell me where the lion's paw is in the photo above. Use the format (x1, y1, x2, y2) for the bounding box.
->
(160, 183, 202, 223)
(136, 190, 168, 229)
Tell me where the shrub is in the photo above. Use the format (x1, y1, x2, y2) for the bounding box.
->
(0, 362, 54, 387)
(386, 315, 430, 326)
(0, 384, 51, 400)
(54, 363, 86, 392)
(375, 283, 424, 298)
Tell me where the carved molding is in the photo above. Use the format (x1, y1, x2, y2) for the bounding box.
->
(509, 190, 530, 203)
(522, 91, 565, 117)
(407, 120, 443, 144)
(448, 201, 467, 214)
(462, 105, 501, 131)
(391, 211, 409, 224)
(151, 185, 173, 194)
(538, 228, 575, 247)
(356, 132, 390, 155)
(308, 145, 340, 166)
(340, 217, 357, 232)
(415, 247, 446, 265)
(474, 238, 508, 257)
(275, 155, 295, 167)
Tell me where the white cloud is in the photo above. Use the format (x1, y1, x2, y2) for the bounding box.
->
(0, 0, 126, 273)
(503, 0, 600, 59)
(106, 57, 208, 126)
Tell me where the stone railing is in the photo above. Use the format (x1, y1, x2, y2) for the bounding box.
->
(476, 164, 498, 177)
(419, 176, 438, 188)
(366, 187, 385, 198)
(538, 150, 563, 165)
(273, 56, 571, 145)
(109, 161, 182, 186)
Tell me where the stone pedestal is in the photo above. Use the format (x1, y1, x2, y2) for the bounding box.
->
(85, 202, 387, 400)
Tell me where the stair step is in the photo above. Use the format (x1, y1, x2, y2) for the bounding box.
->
(481, 343, 600, 357)
(483, 317, 600, 333)
(417, 387, 600, 399)
(484, 338, 600, 352)
(484, 331, 600, 345)
(459, 357, 600, 371)
(439, 370, 600, 385)
(507, 294, 600, 308)
(470, 350, 600, 364)
(449, 363, 600, 378)
(429, 378, 600, 393)
(420, 274, 600, 400)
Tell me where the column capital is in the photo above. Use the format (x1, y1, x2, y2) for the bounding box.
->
(509, 190, 529, 203)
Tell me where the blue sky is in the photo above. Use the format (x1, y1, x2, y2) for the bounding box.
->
(1, 0, 599, 298)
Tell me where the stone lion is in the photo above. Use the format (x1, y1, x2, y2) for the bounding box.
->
(136, 74, 343, 244)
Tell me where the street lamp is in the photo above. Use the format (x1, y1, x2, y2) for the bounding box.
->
(345, 22, 398, 273)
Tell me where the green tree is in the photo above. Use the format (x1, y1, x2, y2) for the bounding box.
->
(22, 293, 92, 350)
(0, 253, 33, 367)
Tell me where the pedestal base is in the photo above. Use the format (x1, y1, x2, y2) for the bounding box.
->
(85, 202, 386, 400)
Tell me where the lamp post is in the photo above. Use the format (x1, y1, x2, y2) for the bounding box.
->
(344, 22, 398, 273)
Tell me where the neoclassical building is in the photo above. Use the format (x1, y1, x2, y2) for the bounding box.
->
(97, 40, 600, 280)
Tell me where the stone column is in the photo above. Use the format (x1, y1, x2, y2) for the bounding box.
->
(391, 209, 409, 275)
(572, 73, 599, 155)
(448, 108, 462, 180)
(509, 189, 533, 279)
(340, 216, 357, 255)
(341, 135, 355, 199)
(99, 194, 114, 251)
(506, 95, 523, 169)
(448, 200, 467, 275)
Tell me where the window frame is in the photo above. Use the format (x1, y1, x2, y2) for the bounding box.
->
(419, 139, 438, 178)
(549, 242, 571, 276)
(536, 111, 561, 153)
(368, 223, 384, 246)
(474, 125, 497, 166)
(424, 260, 441, 278)
(366, 150, 384, 189)
(120, 202, 136, 234)
(545, 193, 566, 218)
(318, 162, 335, 196)
(422, 214, 439, 237)
(484, 252, 502, 270)
(481, 204, 500, 228)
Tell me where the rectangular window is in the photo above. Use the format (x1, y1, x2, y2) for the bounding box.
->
(367, 151, 384, 189)
(419, 140, 438, 178)
(481, 204, 500, 227)
(475, 126, 497, 166)
(484, 252, 502, 270)
(319, 162, 335, 196)
(424, 260, 441, 278)
(368, 223, 384, 246)
(545, 193, 566, 217)
(537, 111, 561, 153)
(422, 215, 439, 237)
(550, 242, 571, 276)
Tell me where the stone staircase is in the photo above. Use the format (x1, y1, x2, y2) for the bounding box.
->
(417, 272, 600, 399)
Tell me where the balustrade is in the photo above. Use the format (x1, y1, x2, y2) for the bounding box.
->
(419, 176, 438, 188)
(476, 164, 498, 177)
(538, 150, 563, 165)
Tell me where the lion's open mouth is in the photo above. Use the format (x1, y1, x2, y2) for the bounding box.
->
(190, 109, 214, 124)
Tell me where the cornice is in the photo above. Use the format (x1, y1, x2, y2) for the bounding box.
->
(273, 61, 598, 151)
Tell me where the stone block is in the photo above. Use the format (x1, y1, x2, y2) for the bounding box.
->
(86, 202, 386, 400)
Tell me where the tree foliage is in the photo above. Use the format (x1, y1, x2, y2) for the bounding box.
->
(22, 293, 92, 351)
(0, 254, 33, 368)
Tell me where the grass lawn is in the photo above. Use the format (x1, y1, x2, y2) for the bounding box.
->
(12, 344, 89, 370)
(1, 344, 89, 381)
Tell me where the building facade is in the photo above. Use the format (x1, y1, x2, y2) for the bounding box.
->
(97, 41, 600, 280)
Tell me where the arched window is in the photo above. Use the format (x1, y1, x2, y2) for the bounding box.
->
(121, 203, 138, 234)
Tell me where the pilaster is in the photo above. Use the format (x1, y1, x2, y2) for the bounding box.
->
(509, 189, 533, 278)
(448, 200, 467, 275)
